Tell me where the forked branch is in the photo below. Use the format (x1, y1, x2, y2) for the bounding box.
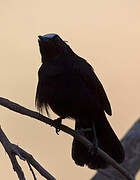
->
(0, 126, 56, 180)
(0, 97, 135, 180)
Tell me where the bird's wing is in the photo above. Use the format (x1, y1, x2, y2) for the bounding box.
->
(73, 56, 112, 116)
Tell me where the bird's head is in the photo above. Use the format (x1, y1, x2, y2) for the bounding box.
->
(38, 33, 70, 63)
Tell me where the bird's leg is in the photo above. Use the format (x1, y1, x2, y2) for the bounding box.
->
(53, 116, 65, 135)
(92, 122, 98, 148)
(89, 121, 99, 155)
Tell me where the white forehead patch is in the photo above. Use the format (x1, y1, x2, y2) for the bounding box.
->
(43, 33, 57, 39)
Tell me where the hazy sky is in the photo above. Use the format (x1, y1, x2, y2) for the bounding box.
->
(0, 0, 140, 179)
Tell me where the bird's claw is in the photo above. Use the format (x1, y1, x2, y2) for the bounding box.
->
(53, 117, 62, 135)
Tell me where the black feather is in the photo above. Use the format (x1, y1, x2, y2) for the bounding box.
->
(35, 33, 125, 169)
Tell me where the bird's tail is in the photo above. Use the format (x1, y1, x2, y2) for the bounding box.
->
(72, 112, 125, 169)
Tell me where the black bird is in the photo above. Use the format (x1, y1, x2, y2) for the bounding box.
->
(35, 33, 125, 169)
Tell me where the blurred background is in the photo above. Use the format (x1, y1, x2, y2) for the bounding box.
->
(0, 0, 140, 179)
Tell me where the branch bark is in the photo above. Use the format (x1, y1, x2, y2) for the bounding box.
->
(0, 97, 135, 180)
(91, 119, 140, 180)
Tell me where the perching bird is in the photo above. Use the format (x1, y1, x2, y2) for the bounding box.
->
(35, 33, 125, 169)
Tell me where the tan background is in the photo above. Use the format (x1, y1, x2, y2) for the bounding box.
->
(0, 0, 140, 179)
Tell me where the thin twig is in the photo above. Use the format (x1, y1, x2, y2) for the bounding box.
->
(0, 126, 56, 180)
(27, 161, 37, 180)
(15, 144, 56, 180)
(0, 126, 26, 180)
(0, 97, 135, 180)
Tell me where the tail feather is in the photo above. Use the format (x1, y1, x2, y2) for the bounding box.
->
(72, 112, 125, 169)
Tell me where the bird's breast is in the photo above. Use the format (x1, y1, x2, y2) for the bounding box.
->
(39, 71, 97, 118)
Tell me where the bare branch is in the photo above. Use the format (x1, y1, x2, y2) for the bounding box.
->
(0, 97, 135, 180)
(14, 145, 56, 180)
(0, 126, 25, 180)
(27, 161, 37, 180)
(0, 127, 56, 180)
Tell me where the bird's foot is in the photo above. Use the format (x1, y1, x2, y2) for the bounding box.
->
(53, 116, 65, 135)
